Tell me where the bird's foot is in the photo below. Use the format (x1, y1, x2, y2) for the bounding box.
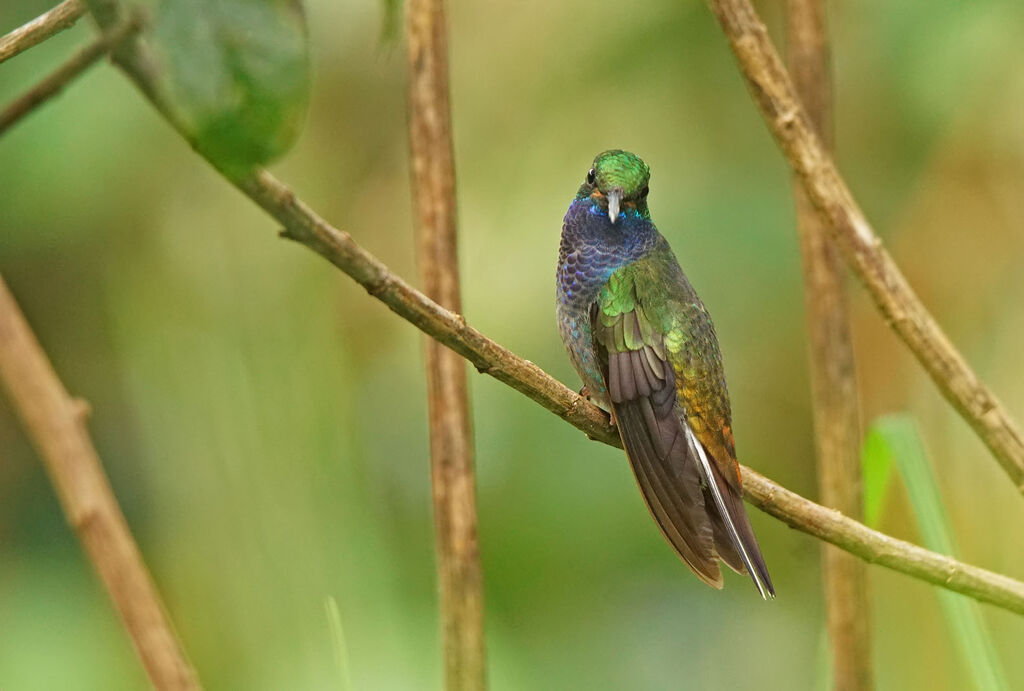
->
(577, 386, 618, 441)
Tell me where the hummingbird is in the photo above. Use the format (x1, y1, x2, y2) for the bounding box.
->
(555, 150, 774, 598)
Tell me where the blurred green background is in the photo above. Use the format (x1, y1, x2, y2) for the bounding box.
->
(2, 0, 1023, 688)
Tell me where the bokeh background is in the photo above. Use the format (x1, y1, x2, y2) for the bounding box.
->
(2, 0, 1023, 688)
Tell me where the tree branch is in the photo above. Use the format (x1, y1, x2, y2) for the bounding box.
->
(406, 0, 487, 689)
(255, 180, 1024, 616)
(0, 0, 86, 65)
(786, 2, 872, 689)
(0, 13, 139, 136)
(742, 467, 1024, 615)
(80, 0, 1024, 616)
(0, 275, 201, 690)
(704, 0, 1024, 495)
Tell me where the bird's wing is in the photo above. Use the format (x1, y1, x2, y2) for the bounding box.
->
(593, 257, 774, 598)
(659, 264, 775, 600)
(591, 265, 721, 588)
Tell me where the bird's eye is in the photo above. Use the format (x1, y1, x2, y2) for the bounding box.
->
(640, 185, 650, 197)
(586, 169, 596, 185)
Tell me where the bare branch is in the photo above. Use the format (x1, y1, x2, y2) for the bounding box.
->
(0, 14, 139, 136)
(704, 0, 1024, 494)
(0, 275, 201, 690)
(245, 169, 1024, 616)
(81, 0, 1024, 616)
(742, 468, 1024, 615)
(0, 0, 86, 65)
(253, 173, 1024, 615)
(406, 0, 487, 688)
(786, 1, 872, 688)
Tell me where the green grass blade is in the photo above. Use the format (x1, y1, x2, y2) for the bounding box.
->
(866, 414, 1009, 691)
(815, 625, 834, 691)
(861, 429, 894, 529)
(325, 596, 354, 691)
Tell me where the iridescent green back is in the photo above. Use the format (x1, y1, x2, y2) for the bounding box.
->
(597, 240, 738, 486)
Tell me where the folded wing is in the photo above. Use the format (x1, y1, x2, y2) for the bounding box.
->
(591, 271, 774, 598)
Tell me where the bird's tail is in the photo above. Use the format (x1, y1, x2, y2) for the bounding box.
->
(686, 426, 775, 599)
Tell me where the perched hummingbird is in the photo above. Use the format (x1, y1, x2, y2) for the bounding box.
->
(556, 150, 774, 598)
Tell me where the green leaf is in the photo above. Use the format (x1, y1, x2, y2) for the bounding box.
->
(865, 414, 1009, 691)
(860, 427, 894, 529)
(814, 626, 833, 691)
(379, 0, 401, 45)
(325, 596, 353, 691)
(143, 0, 310, 177)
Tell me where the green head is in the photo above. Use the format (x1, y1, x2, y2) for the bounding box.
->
(577, 149, 651, 223)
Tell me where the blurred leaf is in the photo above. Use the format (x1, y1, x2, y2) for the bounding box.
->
(865, 414, 1010, 691)
(814, 627, 833, 691)
(380, 0, 401, 45)
(860, 428, 894, 529)
(325, 596, 354, 691)
(143, 0, 310, 176)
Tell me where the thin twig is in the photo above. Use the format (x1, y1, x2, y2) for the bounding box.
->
(406, 0, 487, 689)
(82, 0, 1024, 616)
(786, 1, 872, 688)
(0, 0, 86, 65)
(0, 275, 201, 690)
(0, 13, 139, 136)
(704, 0, 1024, 495)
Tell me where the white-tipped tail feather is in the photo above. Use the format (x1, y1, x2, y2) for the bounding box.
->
(685, 424, 775, 600)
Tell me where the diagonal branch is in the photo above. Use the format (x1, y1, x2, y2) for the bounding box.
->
(0, 0, 86, 65)
(742, 467, 1024, 614)
(79, 0, 1024, 615)
(405, 0, 487, 688)
(786, 1, 872, 689)
(705, 0, 1024, 495)
(0, 275, 201, 690)
(246, 171, 1024, 615)
(248, 175, 1024, 618)
(0, 13, 139, 136)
